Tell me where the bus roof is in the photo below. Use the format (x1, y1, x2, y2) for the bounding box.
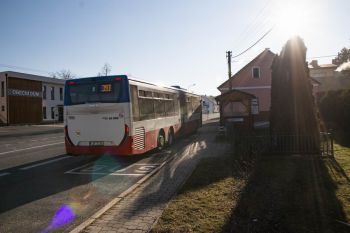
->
(67, 75, 200, 97)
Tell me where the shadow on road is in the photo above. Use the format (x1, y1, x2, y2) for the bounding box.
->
(0, 153, 147, 214)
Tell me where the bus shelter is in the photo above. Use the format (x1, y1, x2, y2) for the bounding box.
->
(215, 90, 256, 131)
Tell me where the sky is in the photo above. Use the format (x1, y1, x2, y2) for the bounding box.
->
(0, 0, 349, 96)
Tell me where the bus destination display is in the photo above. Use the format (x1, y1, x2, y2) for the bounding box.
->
(100, 84, 112, 93)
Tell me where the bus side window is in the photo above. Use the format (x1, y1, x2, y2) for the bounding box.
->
(131, 85, 140, 121)
(174, 95, 180, 115)
(155, 98, 165, 118)
(186, 96, 192, 116)
(165, 99, 174, 116)
(138, 90, 155, 120)
(139, 98, 154, 120)
(192, 96, 201, 114)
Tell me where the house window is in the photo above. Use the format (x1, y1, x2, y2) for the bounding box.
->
(51, 107, 55, 119)
(43, 86, 47, 99)
(43, 107, 47, 119)
(1, 81, 4, 97)
(252, 67, 260, 78)
(59, 87, 63, 101)
(51, 87, 55, 100)
(1, 105, 4, 111)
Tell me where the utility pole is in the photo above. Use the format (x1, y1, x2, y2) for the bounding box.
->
(226, 51, 232, 90)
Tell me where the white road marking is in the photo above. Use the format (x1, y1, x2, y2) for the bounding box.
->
(65, 162, 161, 176)
(0, 172, 10, 177)
(0, 142, 64, 155)
(19, 156, 71, 170)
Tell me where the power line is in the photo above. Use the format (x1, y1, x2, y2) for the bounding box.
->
(235, 0, 272, 49)
(236, 0, 273, 46)
(232, 26, 274, 59)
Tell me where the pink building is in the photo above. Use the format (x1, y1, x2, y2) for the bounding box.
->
(217, 49, 276, 127)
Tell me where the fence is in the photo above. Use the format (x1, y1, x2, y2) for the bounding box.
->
(227, 126, 334, 157)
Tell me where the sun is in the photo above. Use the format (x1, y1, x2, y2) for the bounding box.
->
(273, 0, 312, 37)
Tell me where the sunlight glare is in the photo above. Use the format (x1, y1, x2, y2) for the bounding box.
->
(273, 0, 313, 38)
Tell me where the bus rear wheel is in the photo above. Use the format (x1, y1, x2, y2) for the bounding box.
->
(168, 128, 174, 146)
(157, 130, 165, 151)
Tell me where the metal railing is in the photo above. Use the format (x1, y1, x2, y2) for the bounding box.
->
(227, 127, 334, 157)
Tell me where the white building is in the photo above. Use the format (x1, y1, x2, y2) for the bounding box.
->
(201, 95, 219, 114)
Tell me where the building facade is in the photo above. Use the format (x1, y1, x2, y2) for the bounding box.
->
(309, 60, 350, 96)
(309, 60, 338, 78)
(0, 71, 65, 125)
(201, 95, 219, 114)
(217, 49, 276, 127)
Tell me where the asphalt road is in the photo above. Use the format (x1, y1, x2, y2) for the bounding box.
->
(0, 125, 208, 233)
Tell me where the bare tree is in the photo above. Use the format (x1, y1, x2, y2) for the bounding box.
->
(51, 69, 76, 80)
(99, 63, 112, 76)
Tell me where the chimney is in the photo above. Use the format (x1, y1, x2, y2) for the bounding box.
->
(310, 60, 319, 68)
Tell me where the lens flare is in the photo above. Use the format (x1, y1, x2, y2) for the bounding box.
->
(41, 205, 75, 233)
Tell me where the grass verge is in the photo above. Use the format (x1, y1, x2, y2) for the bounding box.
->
(326, 143, 350, 221)
(152, 143, 350, 233)
(229, 144, 350, 233)
(152, 154, 249, 233)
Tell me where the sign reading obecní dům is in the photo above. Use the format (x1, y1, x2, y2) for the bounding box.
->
(7, 89, 42, 98)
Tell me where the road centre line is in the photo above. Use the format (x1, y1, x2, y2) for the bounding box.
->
(19, 156, 71, 170)
(0, 172, 10, 177)
(0, 142, 64, 155)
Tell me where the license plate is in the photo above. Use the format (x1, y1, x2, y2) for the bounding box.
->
(89, 141, 104, 146)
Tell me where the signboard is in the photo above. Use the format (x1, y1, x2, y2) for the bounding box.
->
(7, 89, 42, 98)
(251, 98, 259, 115)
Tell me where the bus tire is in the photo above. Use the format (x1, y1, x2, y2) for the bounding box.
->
(168, 128, 174, 146)
(157, 130, 165, 151)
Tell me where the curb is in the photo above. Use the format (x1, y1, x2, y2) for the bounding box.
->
(69, 155, 176, 233)
(0, 128, 63, 138)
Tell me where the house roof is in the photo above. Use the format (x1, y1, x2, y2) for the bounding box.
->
(0, 71, 65, 85)
(215, 89, 256, 102)
(217, 48, 276, 90)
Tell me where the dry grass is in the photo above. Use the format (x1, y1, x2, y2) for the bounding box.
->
(152, 143, 350, 233)
(326, 143, 350, 221)
(152, 155, 247, 233)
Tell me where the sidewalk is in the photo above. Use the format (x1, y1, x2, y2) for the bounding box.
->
(0, 123, 64, 138)
(77, 121, 229, 233)
(202, 112, 219, 122)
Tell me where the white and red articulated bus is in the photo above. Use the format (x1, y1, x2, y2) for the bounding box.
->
(64, 75, 202, 156)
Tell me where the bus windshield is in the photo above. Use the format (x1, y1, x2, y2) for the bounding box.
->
(66, 80, 124, 105)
